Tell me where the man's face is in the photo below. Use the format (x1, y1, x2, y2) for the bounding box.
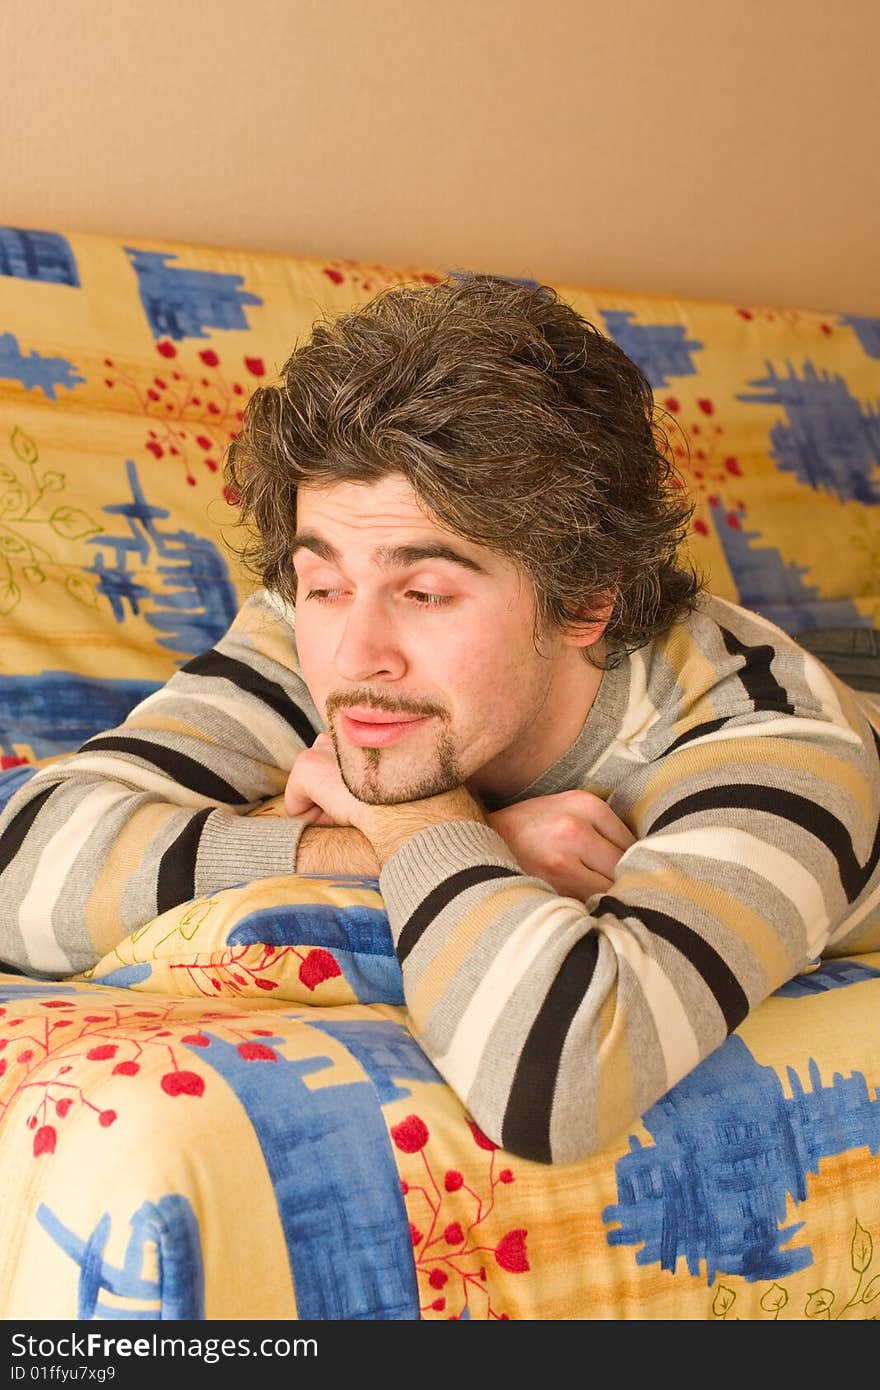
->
(292, 473, 592, 805)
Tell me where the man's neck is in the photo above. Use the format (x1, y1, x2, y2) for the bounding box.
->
(470, 641, 607, 804)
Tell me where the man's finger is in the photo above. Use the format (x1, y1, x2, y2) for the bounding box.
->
(580, 802, 637, 852)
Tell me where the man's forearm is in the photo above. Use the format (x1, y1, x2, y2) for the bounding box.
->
(296, 824, 381, 876)
(354, 786, 487, 865)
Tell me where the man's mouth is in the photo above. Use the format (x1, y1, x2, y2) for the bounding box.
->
(339, 711, 432, 748)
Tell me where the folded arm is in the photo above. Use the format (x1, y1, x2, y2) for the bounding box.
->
(0, 592, 326, 976)
(355, 725, 876, 1164)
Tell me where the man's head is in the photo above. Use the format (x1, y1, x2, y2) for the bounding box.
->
(226, 275, 702, 803)
(225, 273, 701, 666)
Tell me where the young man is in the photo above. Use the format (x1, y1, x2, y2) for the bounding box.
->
(2, 275, 879, 1164)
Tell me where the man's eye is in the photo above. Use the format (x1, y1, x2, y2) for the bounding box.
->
(305, 589, 343, 603)
(407, 590, 452, 607)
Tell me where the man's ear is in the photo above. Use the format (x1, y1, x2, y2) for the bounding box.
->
(562, 594, 615, 649)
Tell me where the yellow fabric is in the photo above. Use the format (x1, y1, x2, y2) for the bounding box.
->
(2, 226, 880, 1319)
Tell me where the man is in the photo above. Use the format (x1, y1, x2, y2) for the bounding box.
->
(2, 275, 879, 1164)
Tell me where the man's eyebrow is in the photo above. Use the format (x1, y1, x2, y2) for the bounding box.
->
(290, 532, 489, 575)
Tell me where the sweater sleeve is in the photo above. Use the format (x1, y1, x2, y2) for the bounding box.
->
(378, 713, 880, 1165)
(0, 590, 322, 977)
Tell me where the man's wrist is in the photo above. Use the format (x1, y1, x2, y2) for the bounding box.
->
(296, 825, 381, 877)
(353, 786, 487, 865)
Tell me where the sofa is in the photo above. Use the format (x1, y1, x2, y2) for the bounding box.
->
(1, 224, 879, 1321)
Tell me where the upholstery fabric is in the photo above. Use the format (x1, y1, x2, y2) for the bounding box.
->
(1, 226, 880, 1320)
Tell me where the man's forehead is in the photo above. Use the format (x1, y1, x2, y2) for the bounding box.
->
(296, 473, 435, 526)
(293, 477, 499, 573)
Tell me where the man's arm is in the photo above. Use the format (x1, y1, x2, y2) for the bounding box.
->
(0, 591, 324, 977)
(352, 723, 878, 1166)
(297, 825, 380, 876)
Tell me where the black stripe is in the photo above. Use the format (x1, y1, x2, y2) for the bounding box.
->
(501, 933, 599, 1163)
(157, 807, 213, 913)
(720, 625, 796, 714)
(850, 725, 880, 899)
(0, 783, 61, 875)
(180, 650, 317, 747)
(595, 895, 749, 1035)
(78, 736, 247, 804)
(665, 716, 734, 754)
(396, 864, 520, 965)
(649, 783, 863, 900)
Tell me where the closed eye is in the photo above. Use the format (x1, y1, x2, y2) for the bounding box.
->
(406, 590, 453, 608)
(305, 588, 453, 608)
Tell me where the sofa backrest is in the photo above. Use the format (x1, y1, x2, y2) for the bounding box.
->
(1, 225, 878, 764)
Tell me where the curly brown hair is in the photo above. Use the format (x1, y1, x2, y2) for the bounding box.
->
(224, 273, 702, 667)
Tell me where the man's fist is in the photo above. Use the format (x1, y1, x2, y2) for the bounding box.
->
(284, 731, 363, 826)
(487, 789, 635, 901)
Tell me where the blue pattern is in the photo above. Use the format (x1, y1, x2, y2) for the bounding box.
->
(604, 1035, 880, 1283)
(841, 315, 880, 358)
(0, 228, 80, 286)
(188, 1022, 420, 1319)
(124, 248, 261, 341)
(0, 332, 85, 399)
(0, 764, 37, 811)
(229, 902, 402, 1003)
(0, 672, 160, 760)
(773, 958, 880, 998)
(89, 460, 238, 655)
(601, 310, 703, 387)
(37, 1196, 204, 1319)
(737, 361, 880, 504)
(706, 497, 870, 634)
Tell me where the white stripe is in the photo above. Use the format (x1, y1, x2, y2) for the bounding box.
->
(798, 650, 855, 728)
(435, 898, 587, 1096)
(131, 688, 298, 766)
(588, 650, 656, 774)
(645, 826, 830, 957)
(260, 588, 297, 626)
(659, 714, 861, 751)
(828, 876, 880, 945)
(598, 917, 701, 1080)
(17, 784, 133, 974)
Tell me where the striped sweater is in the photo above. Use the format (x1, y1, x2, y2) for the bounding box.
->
(2, 588, 880, 1162)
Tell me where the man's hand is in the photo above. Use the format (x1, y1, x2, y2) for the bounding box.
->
(284, 731, 363, 827)
(487, 790, 635, 900)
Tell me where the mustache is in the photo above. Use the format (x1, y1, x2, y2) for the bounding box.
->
(325, 689, 449, 720)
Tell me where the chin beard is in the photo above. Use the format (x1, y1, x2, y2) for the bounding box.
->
(336, 730, 464, 805)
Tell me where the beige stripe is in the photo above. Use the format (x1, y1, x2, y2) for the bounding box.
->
(598, 916, 701, 1082)
(630, 733, 874, 824)
(17, 784, 132, 974)
(47, 755, 222, 808)
(128, 693, 297, 766)
(615, 863, 790, 987)
(639, 714, 861, 751)
(433, 897, 589, 1096)
(594, 985, 633, 1147)
(409, 881, 551, 1022)
(83, 802, 174, 959)
(659, 622, 725, 744)
(585, 649, 655, 777)
(644, 826, 830, 958)
(798, 648, 866, 732)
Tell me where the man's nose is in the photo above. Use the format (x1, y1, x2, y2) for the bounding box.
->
(332, 599, 406, 682)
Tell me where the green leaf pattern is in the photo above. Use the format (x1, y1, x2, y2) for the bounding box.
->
(712, 1217, 880, 1319)
(0, 427, 103, 611)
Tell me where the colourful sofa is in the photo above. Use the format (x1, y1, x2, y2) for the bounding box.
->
(1, 225, 879, 1320)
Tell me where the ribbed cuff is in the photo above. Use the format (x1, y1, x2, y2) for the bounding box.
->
(379, 820, 520, 942)
(195, 809, 306, 896)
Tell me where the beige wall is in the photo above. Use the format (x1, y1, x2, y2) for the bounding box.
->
(4, 0, 878, 313)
